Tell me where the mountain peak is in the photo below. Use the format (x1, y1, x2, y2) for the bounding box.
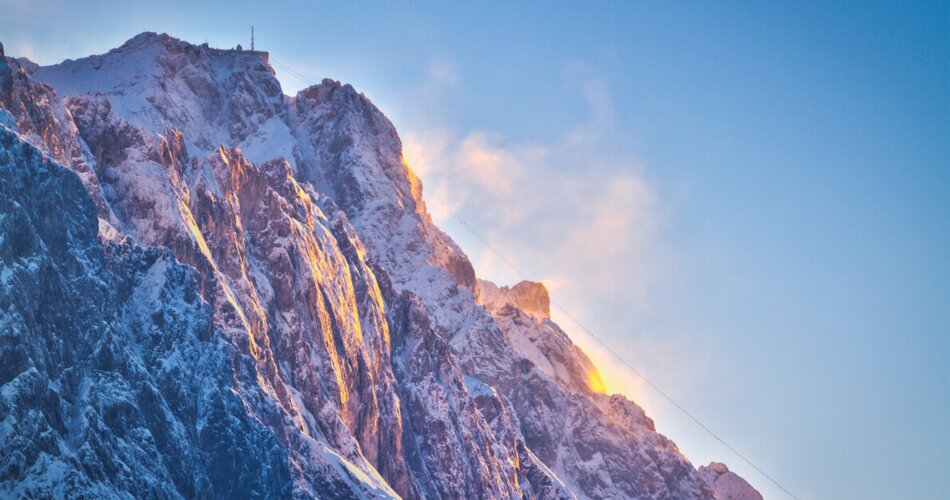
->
(95, 31, 188, 60)
(699, 462, 764, 500)
(115, 32, 225, 55)
(120, 31, 174, 47)
(33, 31, 285, 164)
(478, 279, 551, 319)
(294, 77, 370, 111)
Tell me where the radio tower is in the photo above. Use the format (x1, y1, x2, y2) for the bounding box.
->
(251, 26, 255, 51)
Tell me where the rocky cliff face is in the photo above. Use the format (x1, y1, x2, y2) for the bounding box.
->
(479, 279, 552, 320)
(698, 463, 764, 500)
(0, 33, 760, 499)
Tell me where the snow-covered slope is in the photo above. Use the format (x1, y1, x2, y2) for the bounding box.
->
(0, 33, 761, 499)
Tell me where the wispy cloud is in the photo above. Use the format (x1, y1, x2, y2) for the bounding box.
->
(418, 58, 459, 99)
(564, 59, 616, 146)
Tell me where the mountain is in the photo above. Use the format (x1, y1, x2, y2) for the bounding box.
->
(0, 34, 762, 499)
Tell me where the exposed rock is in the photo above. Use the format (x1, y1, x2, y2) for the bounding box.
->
(479, 279, 552, 320)
(699, 462, 765, 500)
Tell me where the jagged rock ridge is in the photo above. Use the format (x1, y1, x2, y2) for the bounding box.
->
(0, 33, 761, 499)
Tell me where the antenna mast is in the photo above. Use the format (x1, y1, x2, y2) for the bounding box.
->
(251, 26, 255, 51)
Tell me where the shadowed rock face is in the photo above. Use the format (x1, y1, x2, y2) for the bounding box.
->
(0, 32, 760, 499)
(0, 127, 292, 499)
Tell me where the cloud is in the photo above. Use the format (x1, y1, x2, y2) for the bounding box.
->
(563, 60, 616, 146)
(420, 59, 459, 98)
(402, 62, 672, 404)
(404, 126, 661, 298)
(7, 40, 37, 61)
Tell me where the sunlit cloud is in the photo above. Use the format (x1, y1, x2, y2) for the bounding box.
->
(404, 127, 662, 302)
(402, 62, 680, 408)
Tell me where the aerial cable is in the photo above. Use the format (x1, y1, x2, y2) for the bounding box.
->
(454, 214, 801, 500)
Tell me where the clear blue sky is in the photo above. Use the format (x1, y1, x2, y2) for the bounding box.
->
(3, 2, 948, 498)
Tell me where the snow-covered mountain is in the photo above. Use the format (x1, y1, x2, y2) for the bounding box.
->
(0, 34, 762, 499)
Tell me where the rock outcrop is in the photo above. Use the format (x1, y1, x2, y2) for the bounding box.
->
(699, 463, 764, 500)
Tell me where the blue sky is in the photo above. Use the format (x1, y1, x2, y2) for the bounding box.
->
(3, 1, 948, 498)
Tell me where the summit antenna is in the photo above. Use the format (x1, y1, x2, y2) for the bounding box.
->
(251, 26, 255, 51)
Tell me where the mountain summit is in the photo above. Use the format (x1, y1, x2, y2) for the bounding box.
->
(0, 33, 761, 499)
